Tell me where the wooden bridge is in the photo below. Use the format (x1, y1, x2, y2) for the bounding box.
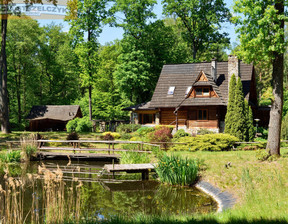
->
(103, 163, 156, 180)
(36, 140, 159, 161)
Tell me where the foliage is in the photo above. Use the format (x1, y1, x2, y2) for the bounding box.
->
(173, 129, 190, 139)
(102, 133, 115, 141)
(66, 117, 92, 133)
(155, 154, 198, 186)
(256, 149, 270, 161)
(197, 129, 215, 135)
(102, 132, 121, 139)
(257, 127, 269, 140)
(225, 75, 255, 141)
(66, 132, 79, 141)
(0, 151, 21, 163)
(20, 134, 38, 160)
(233, 0, 285, 155)
(162, 0, 230, 61)
(148, 126, 173, 150)
(172, 134, 239, 151)
(135, 126, 155, 140)
(120, 133, 132, 140)
(116, 124, 141, 133)
(120, 151, 151, 164)
(281, 112, 288, 140)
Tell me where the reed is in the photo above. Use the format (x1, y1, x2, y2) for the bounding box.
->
(0, 162, 83, 224)
(155, 154, 198, 186)
(20, 133, 38, 161)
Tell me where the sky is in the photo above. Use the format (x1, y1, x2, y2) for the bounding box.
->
(37, 0, 238, 52)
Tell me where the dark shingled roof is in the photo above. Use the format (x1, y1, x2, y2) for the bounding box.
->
(149, 62, 253, 108)
(123, 101, 156, 111)
(26, 105, 82, 121)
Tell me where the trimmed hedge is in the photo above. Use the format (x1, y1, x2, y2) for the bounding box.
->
(171, 134, 239, 151)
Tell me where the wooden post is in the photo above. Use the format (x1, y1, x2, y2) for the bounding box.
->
(108, 143, 110, 155)
(112, 143, 114, 154)
(142, 171, 149, 180)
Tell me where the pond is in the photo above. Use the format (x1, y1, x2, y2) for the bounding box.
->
(0, 160, 217, 223)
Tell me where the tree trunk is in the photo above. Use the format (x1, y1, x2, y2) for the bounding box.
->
(266, 2, 284, 156)
(88, 28, 92, 121)
(0, 8, 10, 133)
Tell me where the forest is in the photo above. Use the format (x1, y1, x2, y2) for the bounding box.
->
(2, 0, 288, 140)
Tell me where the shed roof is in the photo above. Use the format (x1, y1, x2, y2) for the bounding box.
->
(149, 62, 253, 108)
(26, 105, 82, 121)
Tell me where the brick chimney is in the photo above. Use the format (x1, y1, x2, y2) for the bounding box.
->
(211, 59, 217, 82)
(228, 55, 240, 91)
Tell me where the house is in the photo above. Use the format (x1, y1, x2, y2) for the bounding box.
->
(26, 105, 82, 131)
(126, 55, 269, 133)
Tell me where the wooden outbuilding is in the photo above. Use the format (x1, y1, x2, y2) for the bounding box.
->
(26, 105, 82, 131)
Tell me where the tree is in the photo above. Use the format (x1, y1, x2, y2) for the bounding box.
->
(66, 0, 110, 120)
(233, 0, 285, 155)
(0, 0, 57, 133)
(162, 0, 231, 61)
(225, 75, 255, 141)
(224, 74, 236, 135)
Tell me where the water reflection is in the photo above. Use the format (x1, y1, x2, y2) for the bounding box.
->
(0, 160, 217, 223)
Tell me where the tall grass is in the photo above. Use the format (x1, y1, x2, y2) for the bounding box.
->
(120, 151, 151, 164)
(155, 155, 198, 186)
(0, 163, 83, 224)
(20, 134, 38, 161)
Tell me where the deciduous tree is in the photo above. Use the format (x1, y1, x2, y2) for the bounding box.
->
(233, 0, 285, 155)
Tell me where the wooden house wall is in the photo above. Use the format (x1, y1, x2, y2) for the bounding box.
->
(186, 106, 218, 129)
(160, 108, 187, 125)
(29, 119, 68, 131)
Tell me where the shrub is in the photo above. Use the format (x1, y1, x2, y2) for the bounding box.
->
(148, 126, 173, 150)
(136, 126, 155, 137)
(116, 124, 141, 133)
(66, 118, 80, 132)
(173, 129, 190, 139)
(0, 150, 21, 163)
(75, 117, 92, 132)
(155, 154, 198, 186)
(102, 132, 121, 139)
(256, 149, 270, 161)
(66, 117, 92, 133)
(20, 134, 38, 160)
(155, 125, 174, 131)
(120, 151, 151, 164)
(103, 133, 114, 141)
(197, 128, 215, 135)
(66, 132, 79, 141)
(120, 133, 132, 140)
(172, 134, 239, 151)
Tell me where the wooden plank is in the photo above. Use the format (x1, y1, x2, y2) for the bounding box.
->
(37, 140, 144, 144)
(104, 163, 155, 172)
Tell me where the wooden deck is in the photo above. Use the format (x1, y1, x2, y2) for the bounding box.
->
(103, 163, 155, 180)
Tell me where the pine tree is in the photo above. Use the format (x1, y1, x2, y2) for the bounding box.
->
(224, 74, 237, 134)
(233, 78, 246, 141)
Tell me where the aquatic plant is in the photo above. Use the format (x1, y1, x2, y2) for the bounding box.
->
(155, 155, 198, 186)
(0, 150, 21, 163)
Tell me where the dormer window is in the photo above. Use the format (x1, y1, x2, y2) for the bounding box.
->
(167, 86, 175, 95)
(195, 87, 210, 97)
(185, 86, 192, 96)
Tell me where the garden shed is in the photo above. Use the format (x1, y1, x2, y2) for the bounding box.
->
(26, 105, 82, 131)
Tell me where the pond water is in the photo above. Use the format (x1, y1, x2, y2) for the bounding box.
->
(0, 160, 217, 223)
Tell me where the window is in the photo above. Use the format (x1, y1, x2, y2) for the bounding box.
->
(167, 86, 175, 95)
(198, 109, 208, 120)
(185, 86, 192, 96)
(195, 87, 210, 97)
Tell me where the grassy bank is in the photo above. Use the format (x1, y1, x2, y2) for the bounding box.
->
(99, 148, 288, 223)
